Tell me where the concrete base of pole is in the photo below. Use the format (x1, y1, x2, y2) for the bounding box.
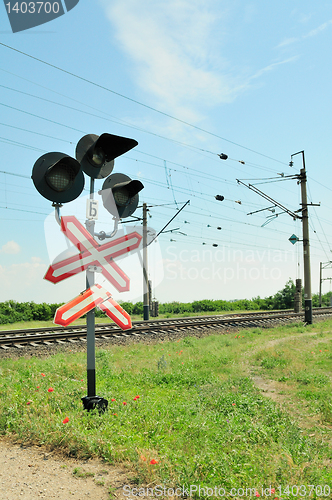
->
(143, 305, 149, 321)
(304, 299, 313, 324)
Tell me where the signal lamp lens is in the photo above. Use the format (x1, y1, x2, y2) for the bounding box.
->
(113, 188, 130, 207)
(91, 148, 105, 166)
(45, 163, 76, 192)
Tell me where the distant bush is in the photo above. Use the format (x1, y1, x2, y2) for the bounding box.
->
(1, 279, 329, 325)
(0, 300, 63, 324)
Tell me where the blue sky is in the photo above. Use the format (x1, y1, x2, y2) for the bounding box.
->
(0, 0, 332, 305)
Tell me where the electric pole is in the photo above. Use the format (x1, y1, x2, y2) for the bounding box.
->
(319, 261, 332, 307)
(292, 151, 312, 324)
(237, 150, 316, 325)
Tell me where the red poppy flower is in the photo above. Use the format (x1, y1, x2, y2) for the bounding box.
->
(123, 401, 127, 405)
(48, 388, 54, 393)
(150, 459, 158, 465)
(111, 398, 116, 402)
(271, 489, 275, 494)
(62, 417, 69, 424)
(135, 395, 140, 399)
(27, 401, 32, 405)
(255, 492, 260, 497)
(36, 386, 40, 389)
(113, 413, 117, 416)
(41, 373, 45, 377)
(140, 455, 147, 461)
(232, 403, 236, 406)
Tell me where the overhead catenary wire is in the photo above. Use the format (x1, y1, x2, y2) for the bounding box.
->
(0, 42, 288, 166)
(1, 47, 332, 272)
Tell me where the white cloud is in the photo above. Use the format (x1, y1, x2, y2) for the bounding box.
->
(0, 258, 47, 301)
(304, 19, 332, 38)
(248, 57, 299, 81)
(0, 240, 21, 254)
(0, 257, 84, 303)
(277, 19, 332, 48)
(101, 0, 237, 120)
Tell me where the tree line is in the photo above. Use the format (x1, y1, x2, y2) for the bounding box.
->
(0, 279, 331, 324)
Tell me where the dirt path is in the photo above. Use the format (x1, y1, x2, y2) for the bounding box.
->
(0, 437, 131, 500)
(246, 329, 332, 437)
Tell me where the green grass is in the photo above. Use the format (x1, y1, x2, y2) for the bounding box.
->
(0, 320, 332, 498)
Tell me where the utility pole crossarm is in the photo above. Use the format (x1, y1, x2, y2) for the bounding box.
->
(236, 179, 300, 220)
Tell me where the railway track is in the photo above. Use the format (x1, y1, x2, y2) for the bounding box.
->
(0, 307, 331, 351)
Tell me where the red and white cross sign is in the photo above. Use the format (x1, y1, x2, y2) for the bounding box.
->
(54, 284, 132, 329)
(44, 216, 142, 292)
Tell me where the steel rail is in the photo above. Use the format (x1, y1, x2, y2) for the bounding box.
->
(0, 308, 331, 350)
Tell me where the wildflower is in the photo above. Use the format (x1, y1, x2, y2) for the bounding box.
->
(123, 401, 127, 405)
(319, 350, 322, 352)
(81, 379, 84, 382)
(41, 373, 45, 377)
(255, 492, 260, 498)
(140, 455, 147, 461)
(150, 459, 158, 465)
(36, 386, 40, 389)
(270, 489, 275, 494)
(27, 401, 32, 405)
(232, 403, 236, 406)
(48, 388, 54, 393)
(62, 417, 69, 424)
(111, 398, 116, 402)
(135, 395, 140, 399)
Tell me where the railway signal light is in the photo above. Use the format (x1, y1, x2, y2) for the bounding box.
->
(31, 152, 84, 204)
(75, 133, 138, 179)
(100, 173, 144, 219)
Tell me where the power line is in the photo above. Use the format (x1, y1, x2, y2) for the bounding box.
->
(0, 102, 85, 133)
(0, 42, 288, 166)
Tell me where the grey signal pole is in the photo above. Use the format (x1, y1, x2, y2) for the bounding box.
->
(86, 177, 96, 398)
